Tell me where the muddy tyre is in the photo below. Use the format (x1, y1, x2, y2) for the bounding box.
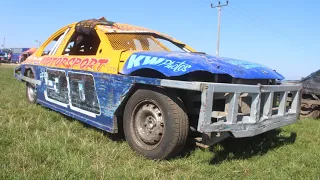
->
(25, 71, 37, 104)
(123, 87, 189, 160)
(301, 110, 320, 119)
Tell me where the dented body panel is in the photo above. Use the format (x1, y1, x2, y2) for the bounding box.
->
(15, 65, 162, 133)
(121, 51, 284, 79)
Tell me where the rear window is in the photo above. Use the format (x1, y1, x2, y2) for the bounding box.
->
(106, 33, 169, 51)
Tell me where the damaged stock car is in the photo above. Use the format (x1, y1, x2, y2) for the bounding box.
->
(14, 18, 302, 160)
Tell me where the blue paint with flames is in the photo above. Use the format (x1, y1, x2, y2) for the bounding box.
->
(121, 51, 285, 80)
(16, 65, 160, 133)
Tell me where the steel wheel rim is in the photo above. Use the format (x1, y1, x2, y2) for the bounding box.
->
(131, 99, 165, 150)
(27, 84, 36, 102)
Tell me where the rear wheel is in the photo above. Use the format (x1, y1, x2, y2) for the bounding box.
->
(123, 87, 189, 160)
(25, 71, 37, 104)
(301, 110, 320, 119)
(301, 101, 320, 119)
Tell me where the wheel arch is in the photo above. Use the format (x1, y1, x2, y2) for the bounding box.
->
(113, 69, 232, 134)
(113, 83, 187, 134)
(127, 68, 166, 79)
(113, 68, 170, 128)
(23, 65, 36, 78)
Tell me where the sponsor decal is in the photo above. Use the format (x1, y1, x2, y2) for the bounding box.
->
(40, 57, 109, 71)
(126, 55, 192, 72)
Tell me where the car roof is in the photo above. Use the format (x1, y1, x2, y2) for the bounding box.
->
(72, 18, 183, 44)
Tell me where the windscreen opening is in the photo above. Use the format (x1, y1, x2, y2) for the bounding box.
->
(106, 33, 186, 52)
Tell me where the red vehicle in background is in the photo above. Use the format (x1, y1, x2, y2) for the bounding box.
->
(19, 48, 37, 63)
(0, 48, 37, 64)
(2, 48, 36, 63)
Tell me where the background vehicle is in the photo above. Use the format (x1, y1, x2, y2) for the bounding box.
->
(8, 48, 32, 63)
(0, 51, 7, 63)
(20, 48, 37, 63)
(284, 69, 320, 119)
(0, 48, 12, 63)
(14, 18, 302, 160)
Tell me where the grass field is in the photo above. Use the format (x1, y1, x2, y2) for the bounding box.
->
(1, 64, 320, 179)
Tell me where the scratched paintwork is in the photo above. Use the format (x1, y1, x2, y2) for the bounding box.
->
(46, 69, 69, 104)
(69, 72, 100, 114)
(27, 65, 161, 133)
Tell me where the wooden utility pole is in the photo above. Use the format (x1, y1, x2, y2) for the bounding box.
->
(211, 1, 228, 57)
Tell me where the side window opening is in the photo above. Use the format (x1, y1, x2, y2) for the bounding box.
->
(63, 31, 101, 56)
(41, 28, 70, 56)
(41, 36, 61, 56)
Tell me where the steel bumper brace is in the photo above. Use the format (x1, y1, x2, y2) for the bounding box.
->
(160, 79, 302, 138)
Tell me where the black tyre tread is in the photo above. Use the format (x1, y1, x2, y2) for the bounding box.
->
(300, 110, 320, 119)
(148, 88, 188, 159)
(164, 93, 189, 158)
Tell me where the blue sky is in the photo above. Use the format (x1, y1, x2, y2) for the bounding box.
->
(0, 0, 319, 80)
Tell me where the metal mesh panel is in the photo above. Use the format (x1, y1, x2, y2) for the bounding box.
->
(106, 33, 168, 51)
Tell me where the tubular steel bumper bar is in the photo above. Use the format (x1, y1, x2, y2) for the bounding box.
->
(160, 80, 302, 138)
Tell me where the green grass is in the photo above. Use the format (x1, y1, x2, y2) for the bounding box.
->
(1, 64, 320, 179)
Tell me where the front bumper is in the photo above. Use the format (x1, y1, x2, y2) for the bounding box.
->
(159, 80, 302, 138)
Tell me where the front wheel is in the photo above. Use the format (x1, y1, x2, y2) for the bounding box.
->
(123, 87, 189, 160)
